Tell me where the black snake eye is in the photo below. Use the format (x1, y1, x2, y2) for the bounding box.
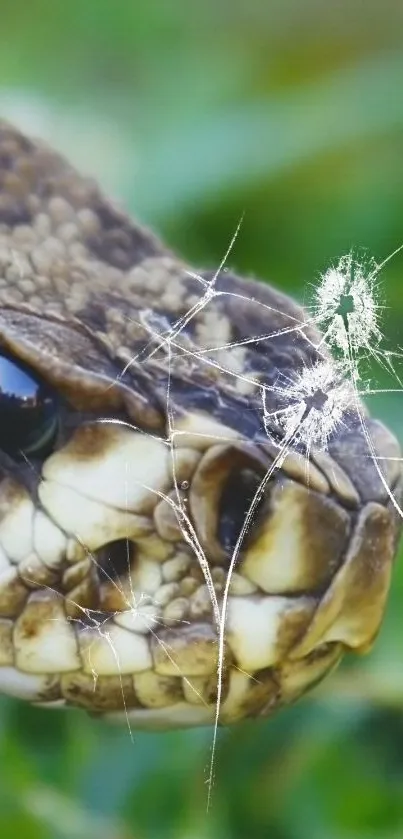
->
(0, 353, 58, 458)
(218, 468, 266, 555)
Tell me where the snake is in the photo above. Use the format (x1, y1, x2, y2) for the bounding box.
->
(0, 119, 400, 729)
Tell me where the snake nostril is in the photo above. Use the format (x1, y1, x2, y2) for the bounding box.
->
(94, 539, 137, 583)
(218, 468, 268, 555)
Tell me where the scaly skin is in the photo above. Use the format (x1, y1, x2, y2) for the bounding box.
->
(0, 120, 399, 728)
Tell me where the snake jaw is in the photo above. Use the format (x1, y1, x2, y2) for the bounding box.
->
(0, 411, 399, 726)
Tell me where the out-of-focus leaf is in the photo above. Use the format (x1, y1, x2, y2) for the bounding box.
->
(128, 53, 403, 219)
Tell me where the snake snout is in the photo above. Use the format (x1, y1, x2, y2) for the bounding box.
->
(0, 412, 400, 726)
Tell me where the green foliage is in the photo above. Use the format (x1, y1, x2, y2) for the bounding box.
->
(1, 1, 403, 835)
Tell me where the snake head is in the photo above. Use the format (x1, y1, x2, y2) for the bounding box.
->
(0, 120, 400, 728)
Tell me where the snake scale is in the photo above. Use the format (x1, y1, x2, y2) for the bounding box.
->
(0, 119, 399, 728)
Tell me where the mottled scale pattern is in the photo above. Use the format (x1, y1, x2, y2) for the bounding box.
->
(0, 120, 400, 727)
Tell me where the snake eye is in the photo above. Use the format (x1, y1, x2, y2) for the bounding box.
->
(218, 468, 266, 554)
(0, 353, 58, 458)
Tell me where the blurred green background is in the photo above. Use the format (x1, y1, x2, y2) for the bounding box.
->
(1, 1, 403, 837)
